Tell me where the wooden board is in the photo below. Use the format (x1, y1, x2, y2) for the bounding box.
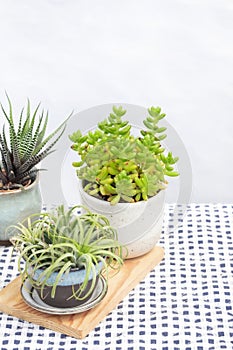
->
(0, 246, 164, 339)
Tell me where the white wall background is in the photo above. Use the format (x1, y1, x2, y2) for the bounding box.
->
(0, 0, 232, 203)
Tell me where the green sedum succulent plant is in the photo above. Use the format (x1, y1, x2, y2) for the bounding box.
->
(69, 105, 179, 205)
(0, 94, 69, 190)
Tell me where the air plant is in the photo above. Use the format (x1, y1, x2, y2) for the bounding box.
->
(69, 105, 179, 205)
(10, 205, 124, 300)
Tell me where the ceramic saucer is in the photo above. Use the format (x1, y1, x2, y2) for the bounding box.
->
(20, 275, 108, 315)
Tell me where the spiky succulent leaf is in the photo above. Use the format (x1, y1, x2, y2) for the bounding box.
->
(0, 95, 69, 189)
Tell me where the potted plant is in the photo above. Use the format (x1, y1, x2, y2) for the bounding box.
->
(69, 105, 179, 258)
(10, 205, 124, 309)
(0, 94, 70, 244)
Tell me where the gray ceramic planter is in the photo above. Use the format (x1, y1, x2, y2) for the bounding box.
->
(0, 175, 42, 244)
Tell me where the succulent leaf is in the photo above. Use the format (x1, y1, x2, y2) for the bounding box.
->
(70, 105, 179, 204)
(0, 95, 69, 189)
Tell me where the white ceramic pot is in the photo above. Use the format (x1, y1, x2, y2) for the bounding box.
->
(0, 175, 42, 243)
(79, 181, 165, 259)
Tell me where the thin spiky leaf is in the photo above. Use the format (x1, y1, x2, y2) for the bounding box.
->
(0, 95, 70, 189)
(3, 100, 18, 155)
(20, 101, 33, 139)
(0, 103, 10, 122)
(35, 111, 48, 147)
(2, 112, 21, 169)
(21, 103, 43, 157)
(21, 114, 44, 162)
(33, 112, 71, 155)
(17, 107, 24, 136)
(4, 122, 21, 170)
(5, 92, 13, 123)
(14, 167, 42, 185)
(0, 133, 13, 177)
(17, 146, 55, 175)
(19, 102, 38, 157)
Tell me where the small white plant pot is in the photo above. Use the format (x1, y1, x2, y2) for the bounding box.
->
(79, 181, 165, 259)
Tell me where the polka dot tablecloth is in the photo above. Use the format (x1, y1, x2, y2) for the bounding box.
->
(0, 204, 233, 350)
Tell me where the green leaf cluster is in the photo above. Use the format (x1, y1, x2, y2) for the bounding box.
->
(69, 105, 179, 205)
(0, 94, 70, 190)
(10, 205, 124, 300)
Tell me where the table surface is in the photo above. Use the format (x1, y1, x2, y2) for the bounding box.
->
(0, 204, 233, 350)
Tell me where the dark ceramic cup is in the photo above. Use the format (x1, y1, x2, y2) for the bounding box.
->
(35, 276, 99, 308)
(32, 262, 103, 308)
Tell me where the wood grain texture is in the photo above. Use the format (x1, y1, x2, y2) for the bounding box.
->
(0, 246, 164, 339)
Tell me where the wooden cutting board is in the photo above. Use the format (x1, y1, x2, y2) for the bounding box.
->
(0, 246, 164, 339)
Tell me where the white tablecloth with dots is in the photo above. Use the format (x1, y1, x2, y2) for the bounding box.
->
(0, 204, 233, 350)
